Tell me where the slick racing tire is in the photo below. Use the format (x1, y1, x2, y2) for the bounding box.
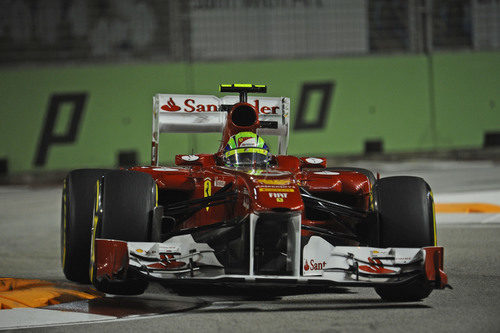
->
(372, 176, 436, 302)
(91, 170, 156, 295)
(61, 169, 110, 283)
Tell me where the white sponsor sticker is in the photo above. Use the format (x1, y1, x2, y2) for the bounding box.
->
(239, 137, 257, 147)
(314, 171, 340, 175)
(152, 167, 179, 172)
(305, 157, 324, 164)
(214, 178, 226, 187)
(181, 155, 199, 161)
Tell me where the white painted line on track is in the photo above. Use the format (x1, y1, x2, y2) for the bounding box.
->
(0, 308, 115, 330)
(434, 190, 500, 206)
(436, 213, 500, 224)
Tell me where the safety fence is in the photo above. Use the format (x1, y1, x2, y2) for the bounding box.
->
(1, 0, 499, 65)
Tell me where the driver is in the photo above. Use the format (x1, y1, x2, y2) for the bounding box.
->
(223, 132, 270, 167)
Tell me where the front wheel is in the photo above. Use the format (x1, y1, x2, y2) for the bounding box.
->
(372, 176, 436, 301)
(61, 169, 109, 283)
(91, 170, 156, 295)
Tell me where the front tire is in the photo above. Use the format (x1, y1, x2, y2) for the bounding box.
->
(61, 169, 109, 283)
(372, 176, 436, 301)
(91, 170, 156, 295)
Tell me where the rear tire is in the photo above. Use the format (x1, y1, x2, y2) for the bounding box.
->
(372, 176, 436, 301)
(91, 170, 156, 295)
(61, 169, 109, 283)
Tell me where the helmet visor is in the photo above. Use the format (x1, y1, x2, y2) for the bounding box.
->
(225, 148, 269, 166)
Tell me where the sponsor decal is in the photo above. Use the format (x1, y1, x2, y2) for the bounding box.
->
(259, 187, 295, 192)
(161, 97, 181, 112)
(303, 259, 326, 271)
(152, 167, 179, 172)
(358, 257, 396, 274)
(214, 178, 226, 187)
(370, 249, 391, 257)
(161, 98, 280, 114)
(396, 257, 413, 262)
(252, 99, 279, 115)
(268, 192, 288, 202)
(204, 178, 211, 211)
(181, 155, 199, 162)
(305, 157, 324, 164)
(184, 99, 218, 112)
(238, 137, 257, 147)
(163, 245, 180, 252)
(268, 193, 288, 198)
(314, 171, 339, 175)
(256, 179, 291, 185)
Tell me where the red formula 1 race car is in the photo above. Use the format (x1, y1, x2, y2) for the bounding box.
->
(61, 84, 448, 301)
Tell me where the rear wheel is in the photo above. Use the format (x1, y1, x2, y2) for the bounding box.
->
(91, 170, 156, 295)
(372, 176, 436, 301)
(61, 169, 109, 283)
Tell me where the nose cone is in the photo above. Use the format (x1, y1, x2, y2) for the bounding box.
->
(246, 174, 304, 212)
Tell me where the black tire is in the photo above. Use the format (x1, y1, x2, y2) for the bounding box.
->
(374, 176, 435, 248)
(91, 170, 156, 295)
(372, 176, 436, 301)
(61, 169, 110, 283)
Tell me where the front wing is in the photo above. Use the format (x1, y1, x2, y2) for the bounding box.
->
(93, 234, 448, 289)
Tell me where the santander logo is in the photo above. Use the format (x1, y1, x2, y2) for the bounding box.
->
(304, 259, 326, 271)
(161, 98, 280, 114)
(161, 98, 181, 112)
(238, 137, 256, 146)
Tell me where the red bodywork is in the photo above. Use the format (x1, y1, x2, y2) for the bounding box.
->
(133, 101, 371, 237)
(91, 93, 448, 294)
(131, 158, 370, 236)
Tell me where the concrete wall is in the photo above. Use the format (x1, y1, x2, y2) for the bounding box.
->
(0, 51, 498, 174)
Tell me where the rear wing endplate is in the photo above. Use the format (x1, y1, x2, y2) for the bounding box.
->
(152, 94, 290, 165)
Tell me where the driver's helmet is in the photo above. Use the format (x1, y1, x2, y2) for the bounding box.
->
(223, 132, 270, 167)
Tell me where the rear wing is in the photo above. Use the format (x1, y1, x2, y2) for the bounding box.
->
(151, 94, 290, 165)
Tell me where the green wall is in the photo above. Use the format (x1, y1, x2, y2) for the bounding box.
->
(0, 52, 499, 174)
(190, 56, 434, 155)
(433, 52, 500, 148)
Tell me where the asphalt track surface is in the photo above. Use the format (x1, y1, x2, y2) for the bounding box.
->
(1, 160, 499, 332)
